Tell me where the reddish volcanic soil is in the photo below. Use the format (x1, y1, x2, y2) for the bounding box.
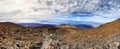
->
(0, 19, 120, 49)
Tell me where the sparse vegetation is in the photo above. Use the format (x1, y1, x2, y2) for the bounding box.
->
(50, 33, 57, 39)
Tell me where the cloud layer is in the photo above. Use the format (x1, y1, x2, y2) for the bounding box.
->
(0, 0, 120, 27)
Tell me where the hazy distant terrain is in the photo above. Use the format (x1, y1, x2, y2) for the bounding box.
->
(18, 23, 93, 28)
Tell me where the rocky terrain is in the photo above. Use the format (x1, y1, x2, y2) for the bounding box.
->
(0, 19, 120, 49)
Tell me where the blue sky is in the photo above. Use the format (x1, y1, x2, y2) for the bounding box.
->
(0, 0, 120, 27)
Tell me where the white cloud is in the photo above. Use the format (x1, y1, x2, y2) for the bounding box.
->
(0, 0, 102, 18)
(0, 0, 119, 25)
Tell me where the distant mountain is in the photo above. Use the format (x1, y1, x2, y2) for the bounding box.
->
(55, 24, 78, 28)
(73, 24, 93, 28)
(18, 23, 56, 27)
(18, 23, 93, 28)
(0, 22, 93, 28)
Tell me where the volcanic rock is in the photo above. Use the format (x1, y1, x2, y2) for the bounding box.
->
(0, 19, 120, 49)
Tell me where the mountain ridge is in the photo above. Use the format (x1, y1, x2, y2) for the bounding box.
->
(0, 19, 120, 49)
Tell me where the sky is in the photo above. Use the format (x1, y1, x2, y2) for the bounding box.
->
(0, 0, 120, 27)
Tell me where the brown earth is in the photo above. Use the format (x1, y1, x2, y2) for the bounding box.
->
(0, 19, 120, 49)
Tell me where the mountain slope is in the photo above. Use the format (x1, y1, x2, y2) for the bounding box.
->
(0, 19, 120, 49)
(60, 18, 120, 42)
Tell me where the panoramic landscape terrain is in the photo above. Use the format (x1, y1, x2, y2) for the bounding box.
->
(0, 0, 120, 49)
(0, 19, 120, 49)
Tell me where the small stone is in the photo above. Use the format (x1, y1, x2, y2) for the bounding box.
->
(60, 45, 69, 49)
(88, 47, 94, 49)
(0, 47, 7, 49)
(113, 42, 119, 47)
(99, 35, 102, 38)
(88, 36, 91, 38)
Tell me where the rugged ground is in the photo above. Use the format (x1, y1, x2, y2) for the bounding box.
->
(0, 19, 120, 49)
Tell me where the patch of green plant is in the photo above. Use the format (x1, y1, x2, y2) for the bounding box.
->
(50, 33, 57, 39)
